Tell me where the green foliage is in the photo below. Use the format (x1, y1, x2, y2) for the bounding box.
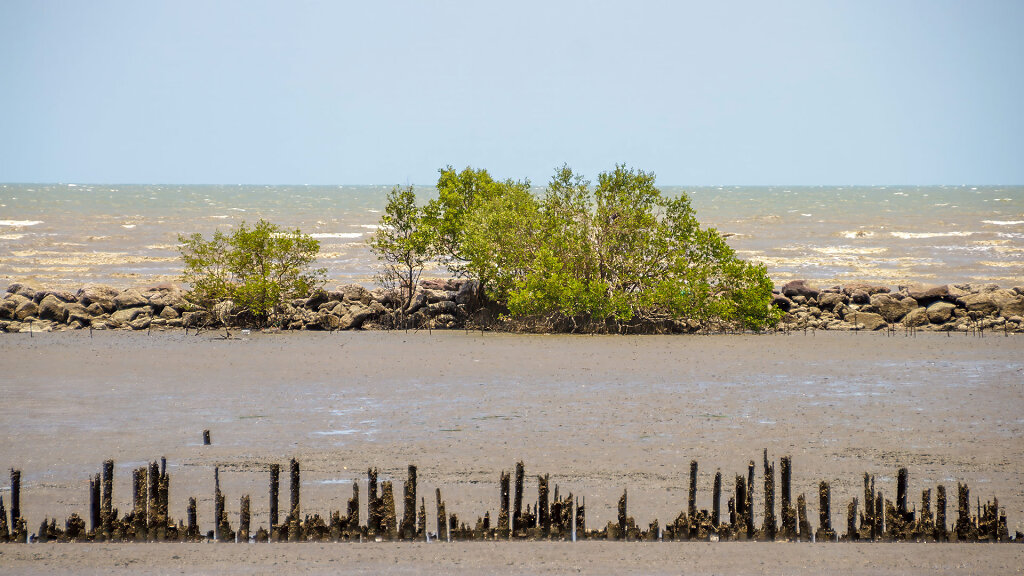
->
(370, 185, 434, 308)
(178, 219, 325, 325)
(377, 164, 781, 332)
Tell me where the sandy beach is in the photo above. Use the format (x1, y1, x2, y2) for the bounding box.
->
(0, 330, 1022, 573)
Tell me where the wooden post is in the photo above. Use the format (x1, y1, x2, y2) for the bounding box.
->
(101, 460, 114, 538)
(497, 470, 510, 536)
(846, 498, 858, 540)
(816, 480, 834, 541)
(239, 495, 250, 542)
(575, 496, 585, 540)
(214, 467, 223, 541)
(269, 463, 280, 536)
(780, 456, 795, 538)
(936, 485, 948, 541)
(746, 461, 755, 539)
(435, 488, 448, 542)
(381, 481, 397, 539)
(0, 495, 8, 543)
(688, 460, 698, 521)
(734, 474, 747, 537)
(538, 473, 550, 536)
(288, 459, 300, 542)
(797, 493, 811, 541)
(367, 467, 380, 535)
(617, 489, 627, 540)
(862, 473, 875, 540)
(712, 470, 722, 528)
(147, 461, 160, 539)
(203, 429, 211, 445)
(400, 465, 417, 539)
(762, 450, 776, 540)
(513, 461, 524, 533)
(132, 467, 146, 540)
(896, 467, 909, 520)
(186, 497, 198, 541)
(10, 468, 21, 531)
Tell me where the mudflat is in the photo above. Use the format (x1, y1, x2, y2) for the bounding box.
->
(0, 331, 1022, 574)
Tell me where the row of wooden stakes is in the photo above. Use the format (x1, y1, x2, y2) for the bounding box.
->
(0, 451, 1017, 543)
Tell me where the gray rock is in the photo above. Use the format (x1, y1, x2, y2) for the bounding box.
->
(869, 293, 919, 323)
(338, 301, 384, 330)
(848, 289, 870, 304)
(77, 284, 120, 306)
(86, 302, 111, 316)
(34, 289, 78, 303)
(338, 284, 373, 305)
(842, 282, 890, 297)
(114, 288, 148, 309)
(405, 289, 428, 314)
(110, 307, 147, 326)
(159, 306, 180, 320)
(147, 287, 188, 311)
(957, 290, 1021, 316)
(847, 311, 887, 331)
(318, 312, 343, 331)
(129, 316, 152, 330)
(771, 294, 793, 312)
(14, 299, 38, 321)
(455, 279, 480, 306)
(64, 302, 93, 325)
(781, 280, 819, 299)
(37, 294, 69, 323)
(902, 307, 929, 327)
(816, 292, 847, 311)
(905, 284, 952, 303)
(305, 289, 330, 310)
(0, 295, 24, 319)
(6, 282, 40, 298)
(926, 301, 956, 324)
(428, 300, 458, 316)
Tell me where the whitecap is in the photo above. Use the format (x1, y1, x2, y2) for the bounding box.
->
(840, 230, 874, 239)
(982, 220, 1024, 226)
(310, 232, 363, 239)
(0, 233, 26, 240)
(312, 429, 358, 436)
(211, 215, 229, 219)
(121, 224, 136, 229)
(358, 224, 380, 230)
(891, 231, 975, 239)
(0, 220, 43, 226)
(229, 208, 246, 212)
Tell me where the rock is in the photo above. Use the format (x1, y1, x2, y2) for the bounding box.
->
(926, 301, 956, 324)
(0, 295, 25, 319)
(902, 307, 929, 327)
(428, 300, 458, 316)
(77, 284, 120, 306)
(6, 282, 40, 298)
(455, 279, 480, 307)
(110, 307, 147, 326)
(957, 290, 1020, 316)
(318, 312, 343, 331)
(182, 310, 215, 328)
(423, 289, 456, 304)
(34, 289, 78, 303)
(842, 283, 890, 297)
(771, 294, 793, 312)
(371, 288, 403, 307)
(781, 280, 819, 299)
(848, 289, 870, 304)
(420, 278, 460, 291)
(14, 299, 39, 321)
(869, 293, 919, 323)
(338, 284, 373, 305)
(815, 292, 847, 311)
(304, 289, 330, 310)
(114, 288, 148, 309)
(64, 302, 93, 325)
(847, 311, 886, 331)
(338, 301, 384, 330)
(129, 316, 152, 330)
(432, 313, 457, 328)
(147, 287, 188, 311)
(159, 306, 180, 320)
(86, 302, 110, 316)
(905, 284, 952, 303)
(37, 294, 69, 323)
(405, 289, 428, 314)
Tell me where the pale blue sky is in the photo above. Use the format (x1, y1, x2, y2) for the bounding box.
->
(1, 0, 1021, 185)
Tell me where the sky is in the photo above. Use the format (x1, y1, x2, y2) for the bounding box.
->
(0, 0, 1021, 186)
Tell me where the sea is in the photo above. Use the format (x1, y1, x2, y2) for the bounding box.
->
(1, 184, 1022, 291)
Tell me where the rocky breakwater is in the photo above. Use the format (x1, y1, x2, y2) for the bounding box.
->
(773, 280, 1024, 333)
(0, 278, 479, 333)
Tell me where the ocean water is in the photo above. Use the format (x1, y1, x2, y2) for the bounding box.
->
(0, 184, 1021, 290)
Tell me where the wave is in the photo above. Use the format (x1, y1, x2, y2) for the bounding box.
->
(890, 231, 975, 239)
(982, 220, 1024, 226)
(0, 220, 43, 226)
(840, 230, 874, 239)
(0, 233, 26, 240)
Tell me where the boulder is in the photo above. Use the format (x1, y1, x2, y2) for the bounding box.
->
(816, 292, 847, 311)
(847, 311, 887, 331)
(147, 287, 188, 311)
(64, 302, 93, 325)
(213, 300, 237, 325)
(304, 289, 330, 310)
(6, 282, 40, 299)
(86, 302, 111, 316)
(848, 289, 870, 304)
(338, 301, 385, 330)
(129, 316, 152, 330)
(37, 294, 69, 323)
(423, 289, 456, 304)
(781, 280, 819, 299)
(405, 289, 428, 314)
(926, 301, 956, 324)
(420, 278, 461, 291)
(158, 306, 180, 320)
(842, 283, 890, 297)
(114, 288, 148, 309)
(869, 293, 919, 323)
(771, 294, 793, 312)
(0, 295, 26, 319)
(958, 289, 1024, 318)
(14, 299, 38, 321)
(905, 284, 952, 303)
(334, 284, 371, 305)
(77, 284, 120, 306)
(902, 307, 929, 327)
(455, 279, 480, 307)
(318, 312, 343, 331)
(110, 307, 149, 326)
(428, 300, 458, 316)
(34, 289, 78, 303)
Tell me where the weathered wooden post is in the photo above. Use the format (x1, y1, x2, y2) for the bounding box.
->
(203, 429, 211, 445)
(101, 460, 114, 538)
(132, 467, 146, 540)
(575, 496, 586, 540)
(0, 495, 8, 542)
(186, 497, 198, 541)
(214, 467, 223, 541)
(862, 473, 875, 540)
(935, 485, 948, 541)
(919, 489, 934, 538)
(147, 461, 160, 539)
(9, 468, 21, 534)
(89, 473, 100, 536)
(745, 461, 755, 539)
(435, 488, 448, 542)
(381, 481, 397, 539)
(734, 474, 747, 537)
(288, 459, 300, 542)
(498, 470, 510, 537)
(617, 489, 627, 540)
(269, 463, 280, 537)
(538, 473, 550, 535)
(955, 482, 975, 541)
(688, 460, 698, 521)
(780, 456, 795, 538)
(896, 467, 908, 520)
(239, 495, 251, 542)
(816, 481, 834, 541)
(367, 467, 380, 535)
(157, 464, 169, 541)
(762, 450, 776, 540)
(417, 497, 426, 541)
(513, 461, 525, 534)
(797, 494, 811, 541)
(712, 470, 722, 528)
(347, 482, 360, 533)
(846, 498, 858, 540)
(874, 492, 884, 539)
(400, 465, 417, 539)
